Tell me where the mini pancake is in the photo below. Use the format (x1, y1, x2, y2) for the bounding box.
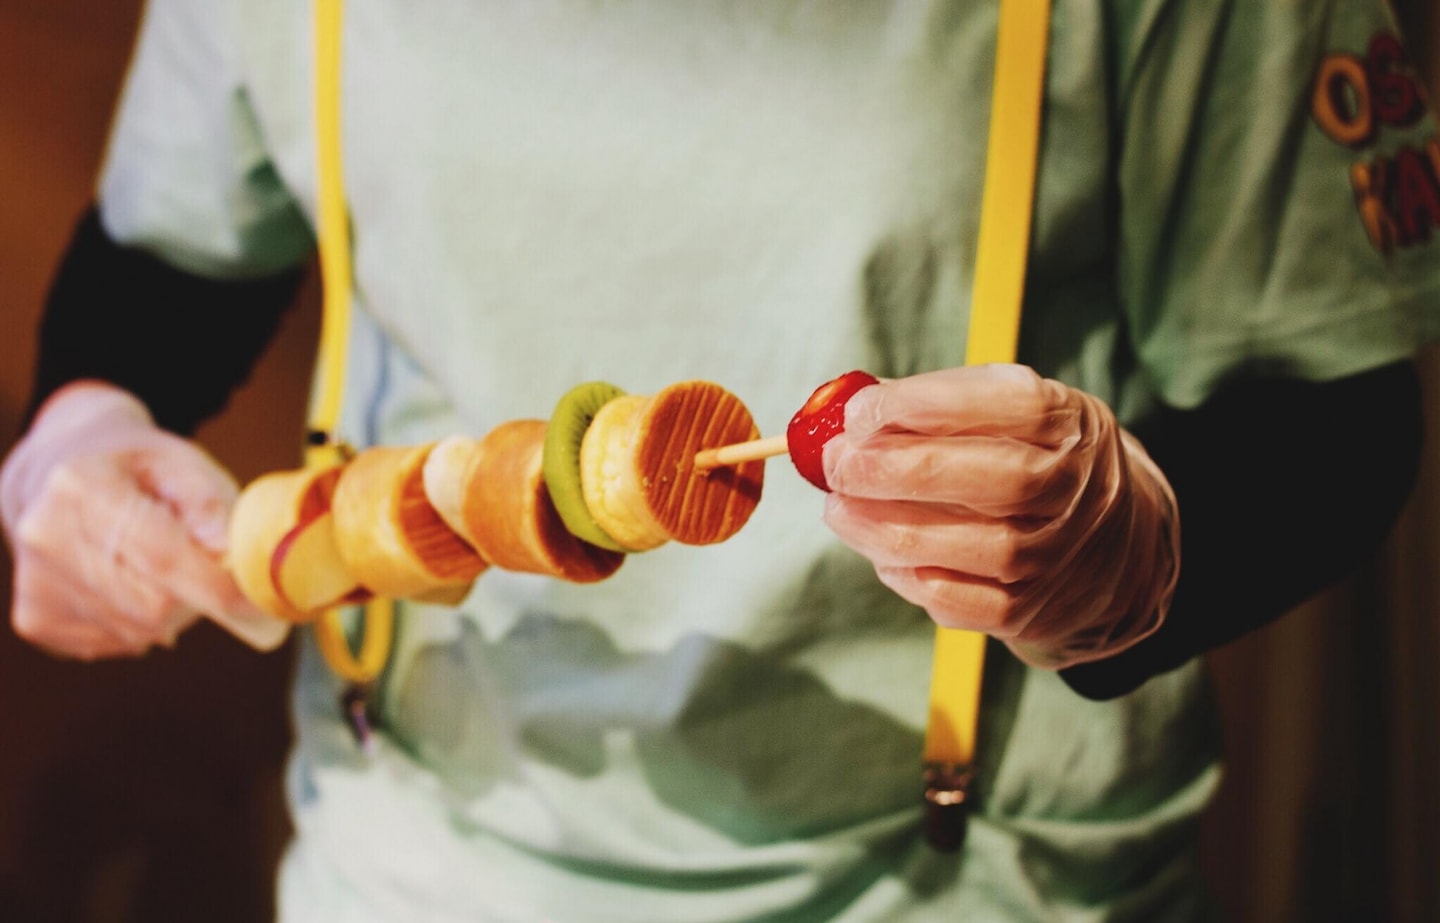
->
(330, 444, 488, 600)
(434, 419, 625, 583)
(579, 380, 765, 549)
(543, 381, 628, 553)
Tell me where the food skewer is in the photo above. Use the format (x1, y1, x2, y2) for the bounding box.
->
(693, 434, 788, 470)
(227, 379, 769, 625)
(697, 370, 879, 488)
(226, 371, 876, 629)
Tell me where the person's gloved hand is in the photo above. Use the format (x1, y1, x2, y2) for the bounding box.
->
(821, 364, 1179, 670)
(0, 381, 288, 659)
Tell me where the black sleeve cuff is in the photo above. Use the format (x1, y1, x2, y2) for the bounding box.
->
(1060, 361, 1424, 700)
(25, 207, 306, 436)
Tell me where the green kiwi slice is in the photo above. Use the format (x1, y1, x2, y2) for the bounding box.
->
(544, 381, 628, 552)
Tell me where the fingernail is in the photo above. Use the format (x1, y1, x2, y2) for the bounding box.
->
(821, 436, 849, 493)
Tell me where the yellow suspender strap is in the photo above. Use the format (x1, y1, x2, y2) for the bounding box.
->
(310, 0, 395, 686)
(923, 0, 1052, 775)
(308, 0, 351, 472)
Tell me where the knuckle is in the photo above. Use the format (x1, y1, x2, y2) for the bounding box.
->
(1009, 542, 1050, 583)
(990, 530, 1034, 584)
(949, 580, 1025, 635)
(992, 362, 1045, 390)
(12, 475, 91, 551)
(11, 607, 50, 646)
(69, 640, 109, 663)
(1013, 464, 1057, 507)
(142, 539, 182, 575)
(130, 596, 178, 635)
(11, 508, 51, 551)
(826, 442, 875, 496)
(987, 593, 1029, 636)
(75, 634, 144, 662)
(11, 612, 106, 662)
(1016, 368, 1058, 410)
(927, 591, 981, 630)
(38, 462, 91, 507)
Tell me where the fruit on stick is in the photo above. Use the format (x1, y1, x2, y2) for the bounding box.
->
(576, 380, 765, 550)
(229, 465, 361, 622)
(543, 381, 629, 552)
(270, 510, 368, 616)
(228, 377, 776, 623)
(785, 370, 880, 491)
(425, 420, 625, 582)
(580, 395, 668, 551)
(422, 435, 481, 543)
(331, 444, 488, 599)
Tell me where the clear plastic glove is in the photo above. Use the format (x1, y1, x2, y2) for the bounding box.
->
(0, 381, 289, 658)
(821, 364, 1179, 670)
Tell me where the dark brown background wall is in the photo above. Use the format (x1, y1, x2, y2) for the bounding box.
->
(0, 2, 1435, 921)
(0, 3, 315, 920)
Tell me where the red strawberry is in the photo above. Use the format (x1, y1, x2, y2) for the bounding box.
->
(786, 370, 879, 491)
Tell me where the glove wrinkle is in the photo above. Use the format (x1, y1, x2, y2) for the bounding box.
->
(2, 383, 287, 658)
(822, 364, 1181, 671)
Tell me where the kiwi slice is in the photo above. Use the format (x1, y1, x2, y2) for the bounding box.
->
(544, 381, 628, 552)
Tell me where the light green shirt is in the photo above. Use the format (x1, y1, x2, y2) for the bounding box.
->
(98, 1, 1440, 920)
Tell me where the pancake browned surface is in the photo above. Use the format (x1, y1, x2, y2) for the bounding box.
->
(460, 419, 624, 583)
(331, 444, 487, 599)
(632, 381, 765, 545)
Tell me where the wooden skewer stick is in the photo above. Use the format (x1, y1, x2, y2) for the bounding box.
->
(694, 434, 790, 470)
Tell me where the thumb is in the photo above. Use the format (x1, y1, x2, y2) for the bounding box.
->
(843, 364, 1075, 442)
(131, 437, 294, 652)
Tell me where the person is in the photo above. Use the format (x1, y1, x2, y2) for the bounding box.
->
(3, 1, 1437, 919)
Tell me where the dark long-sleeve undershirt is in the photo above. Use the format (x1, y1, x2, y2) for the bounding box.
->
(1061, 362, 1423, 698)
(23, 206, 1427, 700)
(25, 208, 305, 435)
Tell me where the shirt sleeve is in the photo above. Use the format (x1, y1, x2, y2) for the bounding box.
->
(25, 208, 302, 436)
(1115, 0, 1440, 408)
(1056, 0, 1438, 696)
(97, 0, 313, 278)
(22, 0, 315, 434)
(1060, 360, 1423, 700)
